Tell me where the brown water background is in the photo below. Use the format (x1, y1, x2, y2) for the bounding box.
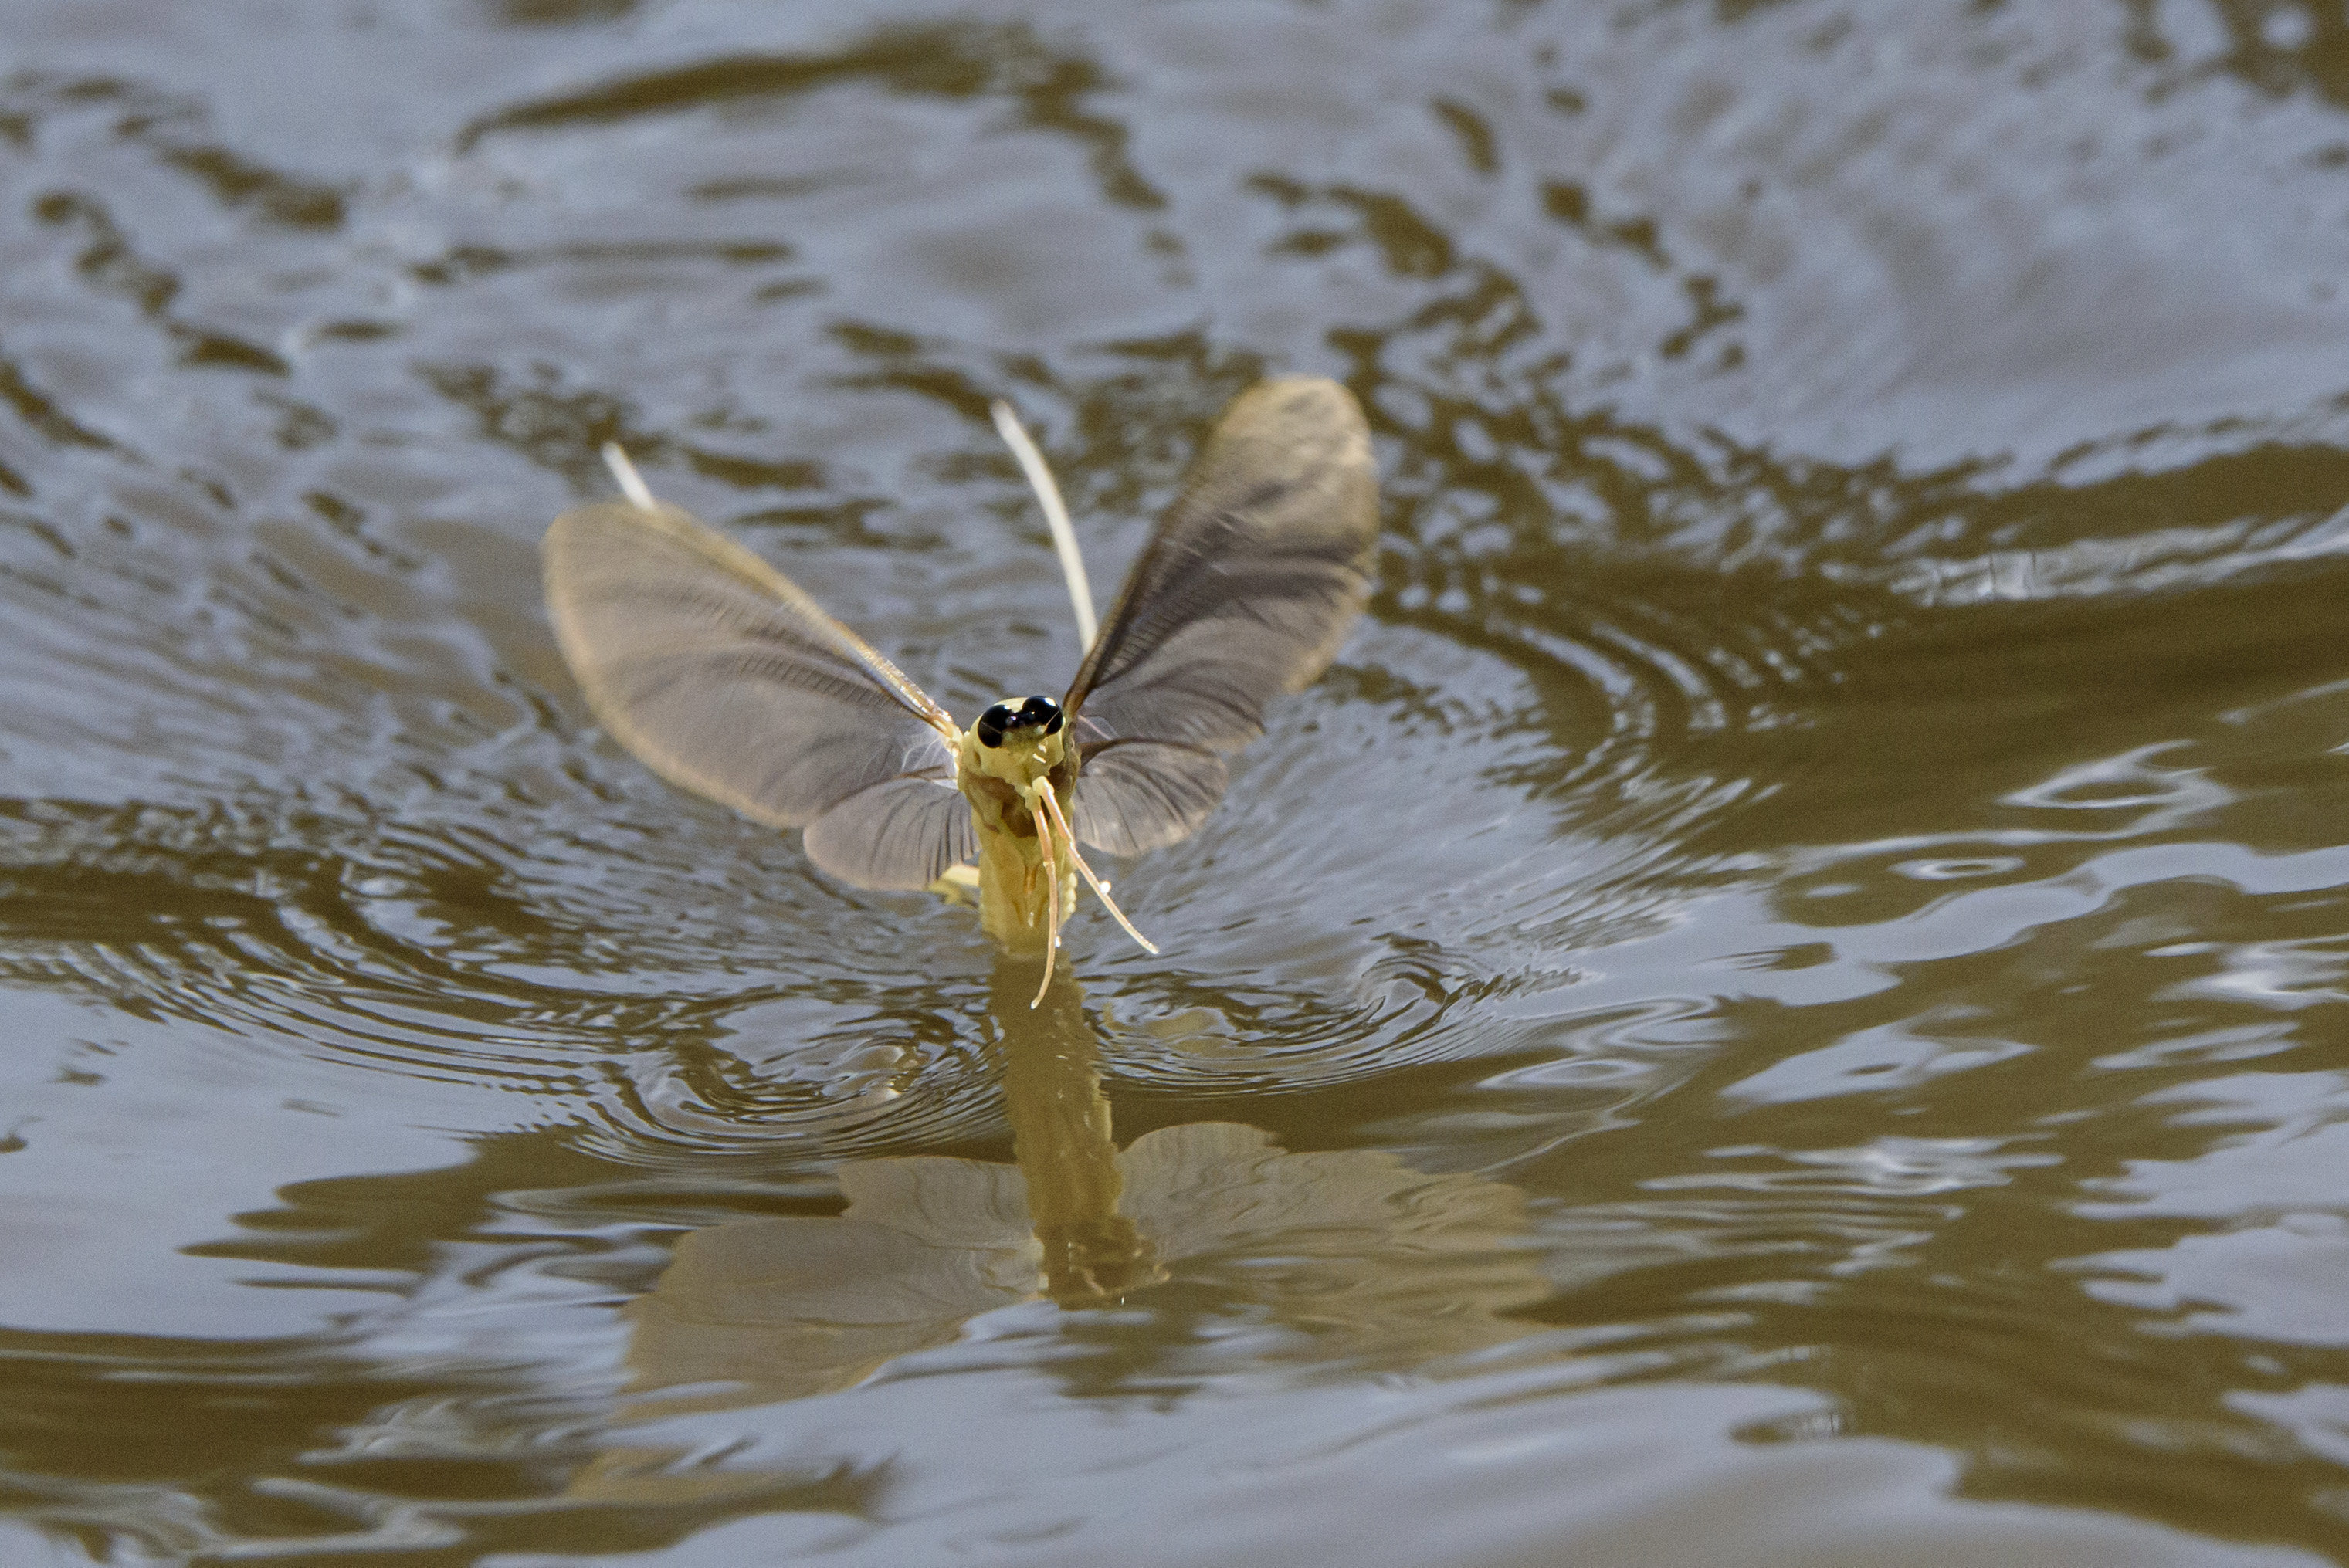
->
(6, 0, 2349, 1562)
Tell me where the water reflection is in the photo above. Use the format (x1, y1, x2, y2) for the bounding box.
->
(609, 962, 1541, 1434)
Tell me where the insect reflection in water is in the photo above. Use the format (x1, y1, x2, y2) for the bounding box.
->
(541, 376, 1381, 1002)
(568, 963, 1541, 1508)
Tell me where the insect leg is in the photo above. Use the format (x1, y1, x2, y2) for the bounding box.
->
(1030, 792, 1062, 1007)
(1035, 786, 1158, 956)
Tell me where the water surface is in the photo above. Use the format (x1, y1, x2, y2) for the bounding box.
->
(4, 0, 2349, 1562)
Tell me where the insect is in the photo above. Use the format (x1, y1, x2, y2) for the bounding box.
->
(542, 377, 1378, 1001)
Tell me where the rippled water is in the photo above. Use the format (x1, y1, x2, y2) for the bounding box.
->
(5, 0, 2349, 1561)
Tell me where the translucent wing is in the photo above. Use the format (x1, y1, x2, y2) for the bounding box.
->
(1067, 740, 1228, 856)
(1065, 376, 1377, 852)
(544, 500, 968, 890)
(803, 770, 978, 890)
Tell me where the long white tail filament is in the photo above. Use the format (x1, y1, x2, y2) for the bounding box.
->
(1035, 785, 1158, 957)
(602, 442, 659, 511)
(990, 401, 1097, 651)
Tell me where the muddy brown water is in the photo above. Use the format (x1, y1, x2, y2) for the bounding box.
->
(5, 1, 2349, 1563)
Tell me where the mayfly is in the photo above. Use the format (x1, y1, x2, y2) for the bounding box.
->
(541, 377, 1378, 1002)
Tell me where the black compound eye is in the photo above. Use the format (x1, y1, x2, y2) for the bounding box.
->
(1019, 696, 1063, 734)
(978, 696, 1062, 748)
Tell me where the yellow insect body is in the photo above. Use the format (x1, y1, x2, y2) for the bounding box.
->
(956, 718, 1076, 952)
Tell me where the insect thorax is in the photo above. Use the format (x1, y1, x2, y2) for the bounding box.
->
(958, 711, 1076, 950)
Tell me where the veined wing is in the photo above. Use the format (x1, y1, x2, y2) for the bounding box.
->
(1067, 737, 1229, 857)
(1064, 376, 1378, 854)
(544, 500, 971, 890)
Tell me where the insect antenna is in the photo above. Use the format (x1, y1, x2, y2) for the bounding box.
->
(991, 401, 1096, 651)
(601, 441, 659, 511)
(1035, 785, 1158, 957)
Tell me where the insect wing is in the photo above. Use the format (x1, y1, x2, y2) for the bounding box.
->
(803, 768, 978, 890)
(544, 500, 967, 889)
(1064, 376, 1377, 852)
(1066, 739, 1228, 856)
